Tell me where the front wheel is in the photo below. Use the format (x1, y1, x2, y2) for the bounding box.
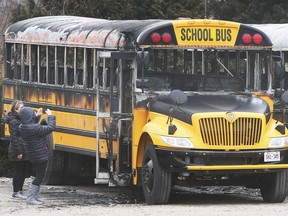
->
(260, 170, 288, 203)
(141, 144, 171, 205)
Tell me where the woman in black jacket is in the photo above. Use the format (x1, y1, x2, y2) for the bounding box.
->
(19, 106, 55, 205)
(5, 100, 26, 199)
(5, 101, 43, 200)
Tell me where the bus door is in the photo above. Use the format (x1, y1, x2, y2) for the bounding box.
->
(95, 51, 135, 186)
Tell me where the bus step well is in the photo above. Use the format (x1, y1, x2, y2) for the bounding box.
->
(94, 172, 109, 184)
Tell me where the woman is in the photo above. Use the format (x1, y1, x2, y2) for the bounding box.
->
(19, 106, 55, 205)
(4, 100, 26, 199)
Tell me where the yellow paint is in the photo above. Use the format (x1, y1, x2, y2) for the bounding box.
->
(56, 111, 96, 132)
(173, 20, 240, 47)
(53, 132, 113, 159)
(132, 107, 148, 184)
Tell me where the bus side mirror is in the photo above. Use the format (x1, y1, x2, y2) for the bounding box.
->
(169, 89, 188, 106)
(167, 90, 187, 135)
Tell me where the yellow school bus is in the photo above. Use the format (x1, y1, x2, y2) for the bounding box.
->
(1, 16, 288, 204)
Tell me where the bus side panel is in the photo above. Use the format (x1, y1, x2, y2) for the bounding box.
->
(2, 81, 118, 161)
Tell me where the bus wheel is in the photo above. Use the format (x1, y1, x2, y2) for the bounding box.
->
(260, 170, 288, 203)
(42, 134, 65, 185)
(141, 144, 171, 205)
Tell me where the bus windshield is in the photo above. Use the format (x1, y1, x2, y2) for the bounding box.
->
(138, 48, 271, 92)
(135, 19, 273, 95)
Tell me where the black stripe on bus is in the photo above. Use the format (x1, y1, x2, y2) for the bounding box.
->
(2, 98, 96, 116)
(2, 79, 100, 94)
(55, 126, 117, 141)
(55, 126, 117, 140)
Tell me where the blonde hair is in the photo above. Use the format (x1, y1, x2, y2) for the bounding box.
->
(10, 100, 23, 113)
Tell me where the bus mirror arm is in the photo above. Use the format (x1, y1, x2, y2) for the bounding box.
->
(166, 107, 177, 135)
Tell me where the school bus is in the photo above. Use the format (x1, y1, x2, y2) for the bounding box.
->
(1, 16, 288, 204)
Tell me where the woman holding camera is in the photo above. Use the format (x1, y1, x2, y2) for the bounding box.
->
(19, 107, 55, 205)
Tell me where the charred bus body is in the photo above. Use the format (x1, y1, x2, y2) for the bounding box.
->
(1, 17, 288, 204)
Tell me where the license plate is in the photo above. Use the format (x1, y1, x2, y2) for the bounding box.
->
(264, 151, 280, 162)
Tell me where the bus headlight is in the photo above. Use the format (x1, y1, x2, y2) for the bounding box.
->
(160, 136, 194, 148)
(269, 137, 288, 148)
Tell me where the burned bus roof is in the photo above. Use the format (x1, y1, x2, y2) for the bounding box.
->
(4, 16, 160, 49)
(4, 16, 272, 49)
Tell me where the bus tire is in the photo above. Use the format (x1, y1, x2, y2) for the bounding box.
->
(42, 134, 65, 185)
(141, 144, 171, 205)
(260, 170, 288, 203)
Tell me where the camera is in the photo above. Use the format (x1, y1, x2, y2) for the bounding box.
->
(42, 108, 46, 114)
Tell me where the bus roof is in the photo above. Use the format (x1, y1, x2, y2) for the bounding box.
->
(4, 16, 272, 50)
(251, 24, 288, 51)
(4, 16, 160, 49)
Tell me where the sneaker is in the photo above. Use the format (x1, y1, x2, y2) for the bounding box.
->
(12, 191, 27, 200)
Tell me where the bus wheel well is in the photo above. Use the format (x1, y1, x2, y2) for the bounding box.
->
(136, 132, 153, 171)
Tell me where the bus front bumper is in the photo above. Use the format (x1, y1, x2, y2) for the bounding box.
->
(155, 147, 288, 173)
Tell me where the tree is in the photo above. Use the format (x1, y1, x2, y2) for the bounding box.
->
(209, 0, 288, 23)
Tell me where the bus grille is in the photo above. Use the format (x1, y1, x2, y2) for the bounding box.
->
(199, 117, 262, 146)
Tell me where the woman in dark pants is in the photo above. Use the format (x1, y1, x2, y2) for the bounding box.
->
(19, 106, 55, 205)
(5, 100, 26, 199)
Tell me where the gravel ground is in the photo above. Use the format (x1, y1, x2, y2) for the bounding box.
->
(1, 177, 288, 216)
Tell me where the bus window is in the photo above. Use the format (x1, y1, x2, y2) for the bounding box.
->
(4, 43, 12, 79)
(39, 45, 47, 83)
(57, 46, 65, 85)
(22, 44, 29, 81)
(5, 43, 22, 80)
(86, 48, 94, 89)
(66, 47, 74, 86)
(13, 44, 21, 79)
(76, 48, 84, 86)
(30, 45, 38, 82)
(48, 46, 55, 84)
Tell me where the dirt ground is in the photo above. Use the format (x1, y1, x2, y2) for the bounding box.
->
(1, 177, 288, 216)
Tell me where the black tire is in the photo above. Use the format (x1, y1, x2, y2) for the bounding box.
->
(260, 170, 288, 203)
(42, 134, 65, 185)
(141, 144, 171, 205)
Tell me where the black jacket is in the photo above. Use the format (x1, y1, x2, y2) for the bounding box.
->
(19, 107, 56, 164)
(4, 112, 26, 161)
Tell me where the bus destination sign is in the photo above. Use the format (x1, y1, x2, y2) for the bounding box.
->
(173, 20, 240, 47)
